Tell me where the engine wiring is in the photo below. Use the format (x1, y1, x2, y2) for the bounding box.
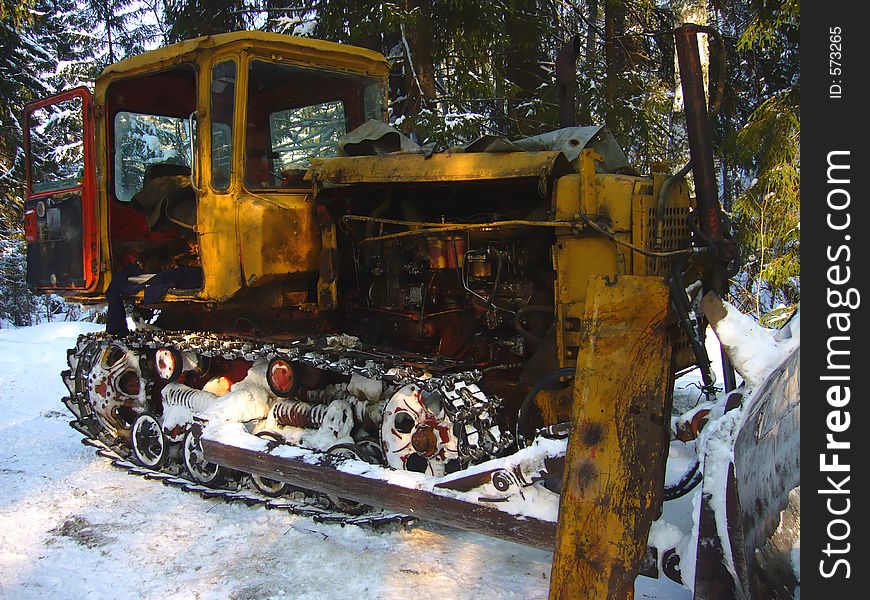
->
(340, 214, 577, 243)
(340, 213, 695, 259)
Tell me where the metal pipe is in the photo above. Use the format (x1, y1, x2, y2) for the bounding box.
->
(674, 24, 722, 246)
(674, 24, 738, 391)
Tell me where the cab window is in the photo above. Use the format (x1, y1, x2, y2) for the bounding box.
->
(114, 112, 191, 202)
(245, 59, 384, 188)
(268, 101, 345, 172)
(27, 96, 84, 194)
(106, 63, 196, 202)
(210, 60, 236, 191)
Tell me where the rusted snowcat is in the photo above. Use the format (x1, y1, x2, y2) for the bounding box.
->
(23, 26, 798, 599)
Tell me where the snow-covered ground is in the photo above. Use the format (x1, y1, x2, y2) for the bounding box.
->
(1, 321, 732, 599)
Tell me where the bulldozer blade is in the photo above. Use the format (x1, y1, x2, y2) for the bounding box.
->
(202, 423, 670, 579)
(693, 346, 800, 599)
(549, 275, 672, 600)
(691, 293, 800, 599)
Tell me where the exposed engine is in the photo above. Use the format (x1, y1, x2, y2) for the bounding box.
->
(335, 199, 557, 373)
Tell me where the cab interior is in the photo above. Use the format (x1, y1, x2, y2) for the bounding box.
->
(105, 63, 200, 285)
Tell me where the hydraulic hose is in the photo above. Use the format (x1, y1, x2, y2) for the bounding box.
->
(663, 460, 703, 501)
(516, 367, 575, 449)
(514, 305, 553, 347)
(669, 254, 717, 396)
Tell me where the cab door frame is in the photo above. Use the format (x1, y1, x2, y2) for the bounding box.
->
(23, 86, 99, 292)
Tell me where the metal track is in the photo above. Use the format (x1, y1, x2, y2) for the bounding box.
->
(62, 328, 512, 457)
(59, 329, 480, 529)
(68, 328, 495, 393)
(71, 428, 415, 528)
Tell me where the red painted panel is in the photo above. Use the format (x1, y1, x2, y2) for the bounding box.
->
(24, 87, 99, 292)
(23, 209, 37, 242)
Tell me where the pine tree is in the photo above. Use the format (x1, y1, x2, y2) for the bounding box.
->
(1, 4, 49, 233)
(82, 0, 162, 69)
(1, 0, 107, 325)
(0, 239, 36, 327)
(164, 0, 259, 43)
(721, 0, 800, 322)
(301, 0, 526, 146)
(0, 0, 30, 26)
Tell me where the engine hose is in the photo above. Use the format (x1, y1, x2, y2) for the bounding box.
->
(514, 305, 553, 347)
(663, 460, 703, 501)
(482, 251, 505, 314)
(516, 367, 575, 449)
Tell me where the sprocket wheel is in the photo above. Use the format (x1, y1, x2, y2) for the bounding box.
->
(380, 384, 459, 477)
(85, 341, 149, 439)
(64, 339, 106, 438)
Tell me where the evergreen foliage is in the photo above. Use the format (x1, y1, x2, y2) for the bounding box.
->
(0, 239, 36, 326)
(716, 0, 800, 320)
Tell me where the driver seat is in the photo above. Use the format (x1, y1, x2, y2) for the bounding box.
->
(131, 163, 196, 231)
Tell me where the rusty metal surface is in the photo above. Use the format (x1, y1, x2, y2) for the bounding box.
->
(306, 151, 573, 185)
(674, 24, 722, 245)
(203, 430, 666, 580)
(693, 339, 800, 599)
(203, 433, 559, 551)
(549, 275, 672, 600)
(734, 346, 800, 597)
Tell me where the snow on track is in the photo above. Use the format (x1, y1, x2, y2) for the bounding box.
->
(0, 322, 688, 599)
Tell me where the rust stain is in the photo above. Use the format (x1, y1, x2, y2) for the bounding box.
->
(575, 460, 598, 491)
(581, 422, 604, 447)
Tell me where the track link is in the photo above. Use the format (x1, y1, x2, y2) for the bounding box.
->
(59, 330, 443, 529)
(74, 424, 416, 528)
(60, 328, 511, 529)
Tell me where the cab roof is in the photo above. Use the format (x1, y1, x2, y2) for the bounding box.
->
(99, 31, 390, 80)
